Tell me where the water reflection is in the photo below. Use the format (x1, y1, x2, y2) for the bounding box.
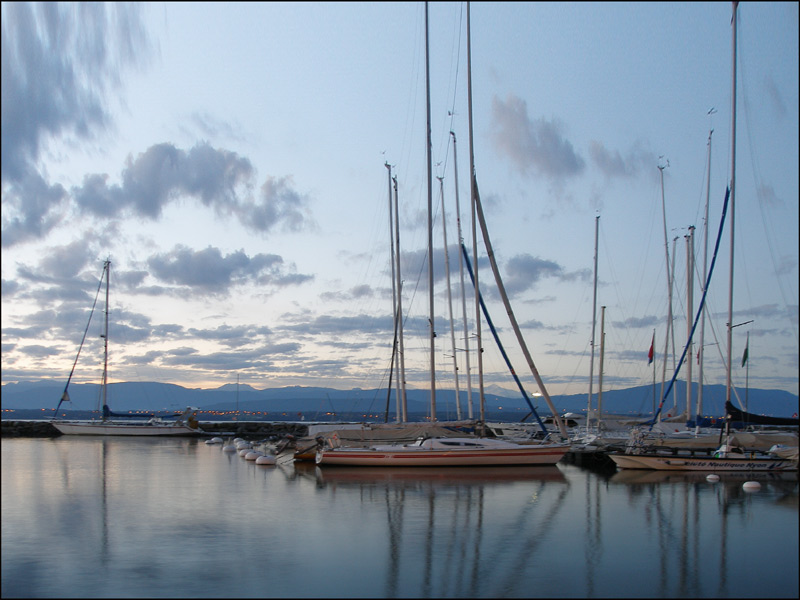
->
(608, 469, 798, 598)
(312, 466, 570, 598)
(2, 438, 797, 598)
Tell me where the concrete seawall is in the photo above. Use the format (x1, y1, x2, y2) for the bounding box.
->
(1, 420, 309, 439)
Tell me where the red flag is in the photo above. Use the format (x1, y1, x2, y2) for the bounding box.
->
(647, 333, 654, 365)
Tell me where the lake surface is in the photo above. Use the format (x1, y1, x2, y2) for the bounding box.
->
(2, 436, 797, 598)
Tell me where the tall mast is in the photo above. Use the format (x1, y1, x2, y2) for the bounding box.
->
(425, 2, 436, 420)
(451, 131, 474, 420)
(685, 227, 694, 422)
(393, 176, 408, 422)
(670, 235, 678, 377)
(102, 259, 110, 413)
(472, 180, 569, 438)
(726, 1, 738, 409)
(744, 331, 749, 411)
(658, 162, 671, 420)
(385, 162, 402, 422)
(439, 175, 462, 419)
(597, 306, 606, 423)
(466, 2, 485, 422)
(587, 215, 599, 432)
(697, 126, 713, 432)
(651, 329, 656, 415)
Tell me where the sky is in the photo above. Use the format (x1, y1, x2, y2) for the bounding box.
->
(2, 2, 798, 408)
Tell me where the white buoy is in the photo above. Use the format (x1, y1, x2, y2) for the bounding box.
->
(205, 437, 224, 445)
(742, 481, 761, 492)
(256, 454, 277, 465)
(222, 444, 237, 453)
(244, 451, 263, 461)
(706, 474, 720, 482)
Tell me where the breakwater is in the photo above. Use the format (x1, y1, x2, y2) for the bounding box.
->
(1, 420, 309, 439)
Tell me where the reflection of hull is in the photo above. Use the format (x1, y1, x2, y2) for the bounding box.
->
(609, 452, 796, 472)
(610, 468, 798, 485)
(316, 464, 567, 485)
(317, 438, 570, 467)
(53, 421, 200, 436)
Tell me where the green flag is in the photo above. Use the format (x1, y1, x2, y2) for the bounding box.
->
(741, 341, 748, 368)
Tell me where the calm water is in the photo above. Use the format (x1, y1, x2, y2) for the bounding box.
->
(2, 436, 797, 599)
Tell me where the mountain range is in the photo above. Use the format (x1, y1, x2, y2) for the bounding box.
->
(2, 380, 797, 419)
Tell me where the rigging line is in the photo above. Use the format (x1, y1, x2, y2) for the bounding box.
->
(596, 221, 645, 388)
(738, 20, 798, 345)
(55, 262, 107, 415)
(553, 267, 592, 397)
(648, 187, 730, 427)
(436, 2, 465, 177)
(460, 243, 547, 431)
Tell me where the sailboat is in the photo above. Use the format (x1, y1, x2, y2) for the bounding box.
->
(52, 259, 202, 436)
(608, 3, 796, 472)
(317, 3, 569, 467)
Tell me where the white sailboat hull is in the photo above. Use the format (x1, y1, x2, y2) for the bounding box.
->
(316, 437, 570, 467)
(53, 421, 200, 436)
(609, 452, 796, 472)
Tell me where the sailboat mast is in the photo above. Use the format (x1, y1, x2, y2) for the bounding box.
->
(651, 329, 656, 415)
(451, 131, 474, 420)
(438, 176, 462, 420)
(697, 127, 713, 431)
(102, 259, 110, 412)
(393, 176, 408, 422)
(667, 234, 679, 414)
(726, 1, 738, 409)
(466, 2, 485, 423)
(597, 306, 606, 423)
(425, 2, 436, 420)
(658, 163, 670, 420)
(386, 162, 401, 422)
(685, 227, 695, 422)
(670, 235, 678, 376)
(587, 215, 599, 432)
(472, 183, 568, 438)
(744, 331, 749, 411)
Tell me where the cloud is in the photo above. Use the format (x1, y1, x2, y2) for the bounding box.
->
(241, 175, 315, 234)
(764, 74, 787, 119)
(1, 279, 21, 298)
(1, 3, 153, 247)
(501, 254, 589, 296)
(1, 3, 152, 184)
(280, 314, 392, 336)
(72, 142, 255, 219)
(320, 284, 377, 303)
(185, 112, 245, 145)
(589, 140, 657, 180)
(1, 5, 314, 246)
(490, 94, 585, 182)
(146, 245, 313, 294)
(38, 240, 98, 280)
(66, 142, 315, 236)
(0, 171, 68, 247)
(517, 318, 566, 332)
(757, 183, 782, 208)
(185, 324, 274, 348)
(614, 315, 660, 329)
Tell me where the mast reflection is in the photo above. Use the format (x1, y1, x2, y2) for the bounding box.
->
(314, 466, 570, 597)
